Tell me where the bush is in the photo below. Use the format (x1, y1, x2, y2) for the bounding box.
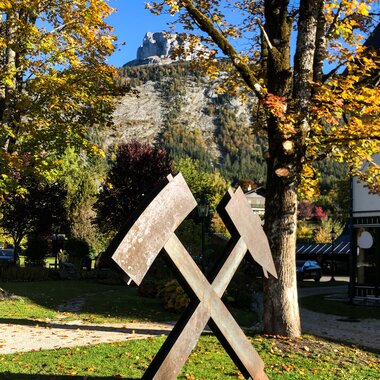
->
(222, 262, 262, 310)
(24, 235, 49, 267)
(65, 238, 90, 259)
(157, 279, 189, 313)
(65, 238, 90, 270)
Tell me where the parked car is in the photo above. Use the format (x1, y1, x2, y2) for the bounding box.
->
(0, 249, 19, 266)
(296, 260, 322, 282)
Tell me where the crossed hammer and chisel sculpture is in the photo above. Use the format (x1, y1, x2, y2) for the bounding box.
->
(108, 173, 277, 380)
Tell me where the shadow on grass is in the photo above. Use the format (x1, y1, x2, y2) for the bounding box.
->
(300, 293, 380, 319)
(0, 317, 173, 335)
(0, 374, 139, 380)
(0, 279, 174, 322)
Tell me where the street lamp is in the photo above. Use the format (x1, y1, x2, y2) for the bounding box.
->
(330, 227, 337, 281)
(197, 197, 209, 273)
(52, 229, 66, 269)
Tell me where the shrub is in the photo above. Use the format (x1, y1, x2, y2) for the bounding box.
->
(158, 279, 189, 313)
(24, 235, 49, 267)
(222, 262, 262, 310)
(65, 238, 90, 259)
(65, 238, 90, 270)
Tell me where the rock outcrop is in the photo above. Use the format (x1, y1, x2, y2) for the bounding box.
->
(125, 32, 207, 67)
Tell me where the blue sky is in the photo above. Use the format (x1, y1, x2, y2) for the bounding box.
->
(107, 0, 176, 67)
(106, 1, 380, 69)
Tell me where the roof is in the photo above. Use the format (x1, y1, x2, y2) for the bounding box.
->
(245, 191, 265, 200)
(296, 234, 351, 255)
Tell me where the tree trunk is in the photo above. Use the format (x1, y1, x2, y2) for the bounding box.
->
(262, 0, 302, 337)
(263, 111, 301, 336)
(263, 166, 300, 336)
(262, 0, 323, 336)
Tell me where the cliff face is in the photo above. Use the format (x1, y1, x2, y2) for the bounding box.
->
(137, 32, 177, 61)
(109, 63, 254, 161)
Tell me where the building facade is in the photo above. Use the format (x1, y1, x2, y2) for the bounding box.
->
(351, 154, 380, 302)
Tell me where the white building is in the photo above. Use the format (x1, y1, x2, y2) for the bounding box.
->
(245, 188, 265, 216)
(351, 153, 380, 302)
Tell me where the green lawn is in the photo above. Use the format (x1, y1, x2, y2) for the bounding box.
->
(0, 280, 177, 324)
(17, 255, 56, 268)
(0, 279, 379, 379)
(0, 334, 378, 379)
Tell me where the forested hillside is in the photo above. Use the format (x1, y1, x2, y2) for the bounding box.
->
(113, 62, 265, 183)
(112, 62, 347, 194)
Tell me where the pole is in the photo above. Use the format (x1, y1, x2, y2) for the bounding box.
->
(331, 239, 335, 281)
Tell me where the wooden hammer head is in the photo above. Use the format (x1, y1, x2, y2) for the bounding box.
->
(222, 187, 277, 279)
(111, 173, 197, 285)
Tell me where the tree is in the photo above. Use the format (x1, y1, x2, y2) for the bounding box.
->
(175, 157, 230, 212)
(94, 141, 173, 235)
(174, 158, 230, 271)
(60, 147, 106, 254)
(0, 175, 67, 255)
(0, 0, 118, 198)
(149, 0, 380, 336)
(24, 234, 50, 267)
(175, 156, 230, 238)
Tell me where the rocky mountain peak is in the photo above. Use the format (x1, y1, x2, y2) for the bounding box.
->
(125, 31, 207, 67)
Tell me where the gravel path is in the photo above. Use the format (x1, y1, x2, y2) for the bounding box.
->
(299, 285, 380, 351)
(0, 295, 173, 355)
(300, 308, 380, 350)
(0, 320, 173, 354)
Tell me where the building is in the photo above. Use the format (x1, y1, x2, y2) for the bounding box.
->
(245, 188, 265, 216)
(297, 231, 351, 276)
(351, 154, 380, 303)
(349, 22, 380, 304)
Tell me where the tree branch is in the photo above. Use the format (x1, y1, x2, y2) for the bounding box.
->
(258, 22, 273, 50)
(321, 62, 345, 83)
(326, 1, 343, 39)
(179, 0, 265, 100)
(46, 20, 76, 35)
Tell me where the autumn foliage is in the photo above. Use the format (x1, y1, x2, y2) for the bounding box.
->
(0, 0, 118, 199)
(94, 141, 173, 235)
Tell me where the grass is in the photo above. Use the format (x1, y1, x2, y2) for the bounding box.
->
(0, 280, 177, 324)
(0, 280, 257, 326)
(0, 334, 378, 379)
(0, 279, 379, 379)
(300, 294, 380, 319)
